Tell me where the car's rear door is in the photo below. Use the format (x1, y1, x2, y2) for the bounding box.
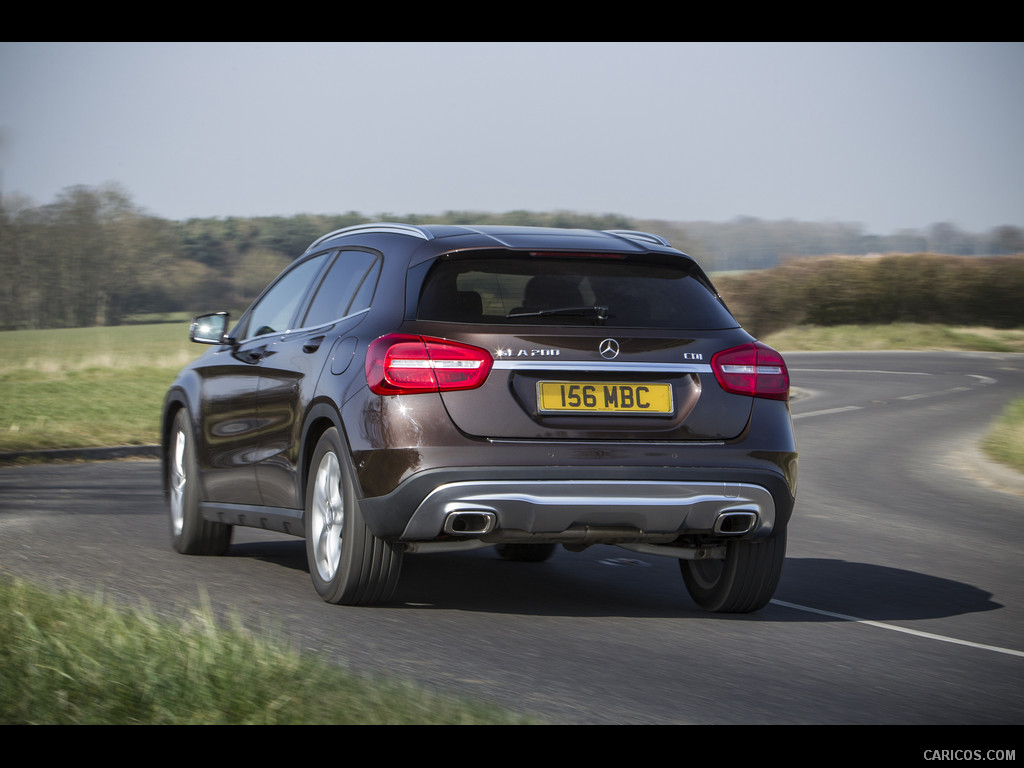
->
(255, 248, 383, 508)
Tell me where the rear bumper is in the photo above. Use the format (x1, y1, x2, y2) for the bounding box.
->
(405, 479, 775, 542)
(358, 464, 795, 544)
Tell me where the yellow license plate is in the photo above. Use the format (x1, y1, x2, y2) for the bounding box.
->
(537, 382, 673, 414)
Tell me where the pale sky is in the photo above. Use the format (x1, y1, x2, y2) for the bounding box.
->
(2, 42, 1022, 235)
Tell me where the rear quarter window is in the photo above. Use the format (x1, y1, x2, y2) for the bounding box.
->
(416, 253, 738, 330)
(302, 249, 381, 328)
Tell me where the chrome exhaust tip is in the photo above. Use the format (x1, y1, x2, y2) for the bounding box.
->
(443, 509, 497, 535)
(714, 510, 758, 535)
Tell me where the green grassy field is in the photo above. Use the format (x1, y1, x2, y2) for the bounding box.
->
(0, 323, 203, 452)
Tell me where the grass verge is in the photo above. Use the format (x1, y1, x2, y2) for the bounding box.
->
(980, 398, 1024, 474)
(0, 576, 533, 725)
(761, 323, 1024, 353)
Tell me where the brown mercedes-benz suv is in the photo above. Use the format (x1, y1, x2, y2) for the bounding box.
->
(162, 224, 797, 612)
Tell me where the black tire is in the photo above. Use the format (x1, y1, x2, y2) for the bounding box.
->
(680, 530, 786, 613)
(495, 543, 558, 562)
(167, 409, 232, 555)
(305, 427, 403, 605)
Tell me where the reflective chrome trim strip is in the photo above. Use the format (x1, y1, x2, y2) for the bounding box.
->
(491, 360, 712, 374)
(247, 307, 371, 342)
(389, 359, 484, 370)
(485, 439, 726, 446)
(307, 222, 432, 250)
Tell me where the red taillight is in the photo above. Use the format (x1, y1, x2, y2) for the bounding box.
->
(711, 342, 790, 401)
(366, 334, 493, 395)
(528, 251, 627, 259)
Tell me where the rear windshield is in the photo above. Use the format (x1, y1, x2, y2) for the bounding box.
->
(416, 253, 738, 330)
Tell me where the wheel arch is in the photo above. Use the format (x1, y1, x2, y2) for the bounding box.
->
(299, 402, 347, 506)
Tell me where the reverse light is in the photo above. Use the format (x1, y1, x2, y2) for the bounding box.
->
(366, 334, 493, 395)
(711, 342, 790, 401)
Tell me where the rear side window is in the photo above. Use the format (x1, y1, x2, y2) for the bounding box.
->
(416, 253, 738, 330)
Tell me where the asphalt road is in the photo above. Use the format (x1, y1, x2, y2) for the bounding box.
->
(1, 350, 1022, 724)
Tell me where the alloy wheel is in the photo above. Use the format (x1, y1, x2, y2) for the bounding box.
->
(311, 451, 344, 581)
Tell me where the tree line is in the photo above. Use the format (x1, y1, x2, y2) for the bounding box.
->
(716, 254, 1024, 338)
(2, 184, 1022, 330)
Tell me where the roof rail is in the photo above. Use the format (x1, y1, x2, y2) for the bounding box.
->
(307, 222, 433, 251)
(602, 229, 672, 247)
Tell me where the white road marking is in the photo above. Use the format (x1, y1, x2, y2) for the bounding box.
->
(790, 368, 933, 376)
(771, 600, 1024, 658)
(792, 406, 863, 420)
(897, 386, 972, 400)
(790, 369, 997, 418)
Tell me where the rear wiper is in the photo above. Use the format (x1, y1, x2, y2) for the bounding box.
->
(506, 305, 610, 321)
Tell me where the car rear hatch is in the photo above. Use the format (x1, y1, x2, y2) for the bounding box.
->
(403, 249, 760, 442)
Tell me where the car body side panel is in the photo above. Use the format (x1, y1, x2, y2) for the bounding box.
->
(254, 313, 369, 508)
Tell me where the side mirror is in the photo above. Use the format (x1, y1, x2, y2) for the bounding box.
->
(189, 312, 230, 345)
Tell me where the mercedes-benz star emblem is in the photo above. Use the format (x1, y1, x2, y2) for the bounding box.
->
(599, 338, 620, 359)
